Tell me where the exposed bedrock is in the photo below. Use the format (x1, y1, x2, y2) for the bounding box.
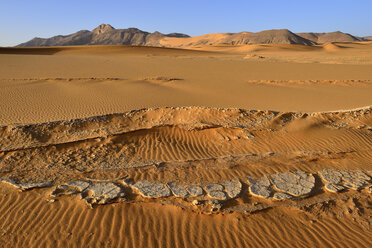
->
(1, 169, 370, 212)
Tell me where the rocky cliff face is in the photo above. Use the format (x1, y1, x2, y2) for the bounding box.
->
(17, 24, 190, 47)
(296, 31, 363, 43)
(16, 24, 368, 47)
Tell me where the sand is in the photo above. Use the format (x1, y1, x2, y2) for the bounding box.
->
(0, 44, 371, 247)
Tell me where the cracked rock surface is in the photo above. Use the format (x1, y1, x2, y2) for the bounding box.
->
(84, 183, 122, 204)
(167, 183, 189, 197)
(132, 181, 171, 198)
(223, 179, 242, 198)
(1, 169, 370, 210)
(270, 171, 315, 197)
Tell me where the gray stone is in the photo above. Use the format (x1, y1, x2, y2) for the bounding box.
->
(52, 181, 91, 197)
(325, 184, 345, 193)
(273, 192, 293, 200)
(0, 177, 53, 190)
(341, 170, 370, 190)
(318, 169, 342, 184)
(270, 171, 314, 197)
(208, 191, 228, 200)
(17, 182, 53, 190)
(247, 175, 270, 186)
(205, 183, 224, 192)
(223, 179, 242, 198)
(66, 181, 90, 191)
(167, 182, 189, 197)
(186, 185, 204, 196)
(277, 173, 297, 184)
(84, 183, 122, 204)
(132, 181, 171, 198)
(249, 185, 272, 198)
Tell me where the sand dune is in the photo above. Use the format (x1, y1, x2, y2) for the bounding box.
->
(0, 186, 370, 248)
(0, 44, 371, 247)
(0, 107, 371, 247)
(1, 106, 371, 182)
(1, 45, 372, 125)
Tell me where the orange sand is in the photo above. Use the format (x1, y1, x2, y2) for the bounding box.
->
(0, 44, 371, 248)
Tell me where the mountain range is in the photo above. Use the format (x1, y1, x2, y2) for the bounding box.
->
(17, 24, 371, 47)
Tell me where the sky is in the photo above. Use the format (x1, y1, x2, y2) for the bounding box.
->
(1, 0, 372, 46)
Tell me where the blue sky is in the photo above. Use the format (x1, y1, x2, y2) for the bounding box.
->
(1, 0, 372, 46)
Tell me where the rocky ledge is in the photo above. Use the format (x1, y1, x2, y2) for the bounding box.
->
(1, 169, 370, 212)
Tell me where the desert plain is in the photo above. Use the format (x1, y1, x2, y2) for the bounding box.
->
(0, 41, 371, 247)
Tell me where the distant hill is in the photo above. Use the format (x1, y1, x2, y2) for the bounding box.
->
(16, 24, 369, 47)
(156, 29, 316, 48)
(364, 36, 372, 41)
(296, 31, 363, 43)
(17, 24, 190, 47)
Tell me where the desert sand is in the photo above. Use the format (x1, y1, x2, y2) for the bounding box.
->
(0, 43, 371, 247)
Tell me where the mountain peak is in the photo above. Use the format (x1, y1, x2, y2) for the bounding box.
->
(92, 24, 115, 34)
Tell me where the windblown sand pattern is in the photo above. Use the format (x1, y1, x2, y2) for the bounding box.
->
(0, 106, 371, 247)
(0, 45, 371, 247)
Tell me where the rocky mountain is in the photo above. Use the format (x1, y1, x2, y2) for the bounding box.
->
(16, 24, 369, 47)
(296, 31, 363, 43)
(222, 29, 316, 45)
(17, 24, 190, 47)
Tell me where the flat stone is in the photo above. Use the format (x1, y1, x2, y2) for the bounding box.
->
(186, 185, 204, 196)
(249, 185, 272, 198)
(277, 172, 298, 184)
(341, 170, 370, 190)
(350, 170, 370, 180)
(52, 181, 91, 197)
(223, 179, 242, 198)
(0, 177, 54, 190)
(270, 171, 314, 197)
(343, 181, 366, 190)
(17, 182, 53, 190)
(273, 192, 293, 200)
(65, 181, 90, 191)
(205, 183, 224, 192)
(325, 184, 345, 193)
(84, 183, 122, 204)
(132, 181, 171, 198)
(208, 191, 228, 200)
(167, 182, 189, 197)
(319, 169, 342, 184)
(247, 175, 270, 186)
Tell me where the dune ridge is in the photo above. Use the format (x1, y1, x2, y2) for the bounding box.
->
(0, 106, 371, 185)
(0, 107, 370, 247)
(0, 186, 370, 248)
(1, 106, 371, 152)
(1, 36, 372, 248)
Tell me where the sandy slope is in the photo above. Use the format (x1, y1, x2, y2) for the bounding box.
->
(0, 186, 370, 248)
(0, 45, 371, 247)
(0, 106, 371, 248)
(0, 45, 372, 125)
